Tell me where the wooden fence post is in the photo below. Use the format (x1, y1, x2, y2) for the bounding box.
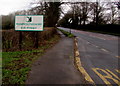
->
(34, 32, 38, 49)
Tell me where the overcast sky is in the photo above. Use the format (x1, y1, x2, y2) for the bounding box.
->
(0, 0, 34, 15)
(0, 0, 119, 15)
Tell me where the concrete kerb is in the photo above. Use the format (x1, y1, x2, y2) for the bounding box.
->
(74, 37, 96, 85)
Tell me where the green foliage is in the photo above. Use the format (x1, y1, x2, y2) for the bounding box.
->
(26, 2, 61, 27)
(2, 34, 60, 84)
(2, 14, 14, 29)
(44, 2, 61, 27)
(57, 12, 73, 28)
(57, 2, 119, 28)
(2, 27, 57, 51)
(58, 29, 74, 38)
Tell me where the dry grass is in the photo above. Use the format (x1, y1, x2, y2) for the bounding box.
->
(2, 27, 58, 51)
(2, 34, 60, 84)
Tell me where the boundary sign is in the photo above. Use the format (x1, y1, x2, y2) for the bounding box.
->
(15, 15, 44, 31)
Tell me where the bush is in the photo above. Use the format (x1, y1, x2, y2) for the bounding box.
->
(2, 27, 57, 51)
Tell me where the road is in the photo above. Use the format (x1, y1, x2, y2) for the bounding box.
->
(58, 27, 120, 85)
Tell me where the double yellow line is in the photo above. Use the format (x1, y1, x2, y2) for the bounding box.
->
(74, 38, 95, 85)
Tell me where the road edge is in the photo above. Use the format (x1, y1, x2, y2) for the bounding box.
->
(74, 37, 95, 85)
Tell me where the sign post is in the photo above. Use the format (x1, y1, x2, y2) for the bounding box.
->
(19, 31, 22, 50)
(68, 18, 73, 34)
(15, 15, 44, 50)
(15, 15, 44, 31)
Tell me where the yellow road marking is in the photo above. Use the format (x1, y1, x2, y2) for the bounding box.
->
(76, 42, 78, 46)
(92, 68, 111, 85)
(106, 69, 120, 86)
(115, 69, 120, 73)
(76, 57, 95, 84)
(75, 51, 80, 56)
(92, 68, 120, 85)
(75, 38, 95, 84)
(74, 37, 120, 85)
(106, 69, 120, 80)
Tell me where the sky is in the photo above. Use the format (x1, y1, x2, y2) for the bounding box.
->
(0, 0, 70, 15)
(0, 0, 119, 15)
(0, 0, 33, 15)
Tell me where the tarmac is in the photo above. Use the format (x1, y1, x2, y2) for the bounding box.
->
(26, 31, 84, 84)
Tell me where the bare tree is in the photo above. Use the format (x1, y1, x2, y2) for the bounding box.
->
(90, 1, 105, 25)
(45, 2, 61, 27)
(70, 2, 90, 28)
(111, 4, 118, 24)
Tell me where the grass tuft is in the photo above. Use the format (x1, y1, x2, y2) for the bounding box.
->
(58, 29, 74, 38)
(2, 34, 60, 84)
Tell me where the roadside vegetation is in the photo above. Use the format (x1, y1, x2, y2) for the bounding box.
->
(57, 2, 120, 36)
(58, 29, 74, 38)
(2, 27, 57, 51)
(76, 25, 120, 36)
(2, 1, 62, 84)
(2, 31, 60, 84)
(78, 28, 120, 36)
(1, 1, 120, 84)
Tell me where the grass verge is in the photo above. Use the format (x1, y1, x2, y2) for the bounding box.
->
(87, 30, 120, 36)
(2, 34, 60, 84)
(77, 29, 120, 37)
(58, 29, 74, 38)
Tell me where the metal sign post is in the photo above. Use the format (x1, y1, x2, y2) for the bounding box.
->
(68, 18, 73, 34)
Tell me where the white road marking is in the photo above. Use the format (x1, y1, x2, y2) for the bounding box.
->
(87, 42, 90, 44)
(101, 48, 109, 52)
(76, 36, 118, 59)
(89, 35, 106, 40)
(95, 45, 98, 48)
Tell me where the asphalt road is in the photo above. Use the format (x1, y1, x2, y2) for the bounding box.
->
(58, 27, 120, 85)
(26, 35, 84, 84)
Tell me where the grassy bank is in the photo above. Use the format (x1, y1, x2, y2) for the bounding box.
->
(76, 25, 120, 36)
(2, 33, 60, 84)
(58, 29, 74, 38)
(79, 29, 120, 36)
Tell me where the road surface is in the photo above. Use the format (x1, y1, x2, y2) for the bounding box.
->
(58, 27, 120, 85)
(26, 33, 84, 84)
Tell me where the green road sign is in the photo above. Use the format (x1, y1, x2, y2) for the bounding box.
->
(15, 15, 44, 31)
